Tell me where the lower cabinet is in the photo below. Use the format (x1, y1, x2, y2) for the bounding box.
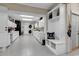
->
(10, 31, 19, 43)
(0, 33, 10, 47)
(33, 31, 45, 45)
(46, 40, 66, 55)
(51, 42, 56, 49)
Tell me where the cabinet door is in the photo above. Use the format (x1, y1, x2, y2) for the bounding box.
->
(71, 14, 79, 49)
(0, 33, 10, 47)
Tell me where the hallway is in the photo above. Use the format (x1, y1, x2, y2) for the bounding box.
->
(0, 35, 55, 56)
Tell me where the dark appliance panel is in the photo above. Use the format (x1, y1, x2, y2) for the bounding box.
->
(15, 20, 21, 36)
(47, 32, 55, 39)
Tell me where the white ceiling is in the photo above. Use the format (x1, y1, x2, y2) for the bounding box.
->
(9, 3, 58, 22)
(20, 3, 54, 9)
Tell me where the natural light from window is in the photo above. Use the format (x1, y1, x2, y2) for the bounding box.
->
(22, 18, 33, 21)
(20, 15, 34, 18)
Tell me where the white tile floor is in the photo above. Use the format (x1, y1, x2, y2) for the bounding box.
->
(0, 35, 55, 56)
(0, 35, 79, 56)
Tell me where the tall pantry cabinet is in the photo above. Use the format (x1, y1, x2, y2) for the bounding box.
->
(0, 6, 10, 48)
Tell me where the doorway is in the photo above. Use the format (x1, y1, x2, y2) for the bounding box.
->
(71, 13, 79, 51)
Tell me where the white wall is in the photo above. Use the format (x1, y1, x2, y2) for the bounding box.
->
(22, 21, 34, 35)
(24, 23, 30, 34)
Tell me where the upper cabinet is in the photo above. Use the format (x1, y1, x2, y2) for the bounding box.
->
(0, 6, 8, 33)
(48, 5, 60, 23)
(8, 16, 16, 28)
(47, 4, 66, 40)
(35, 17, 45, 29)
(8, 20, 16, 28)
(48, 8, 59, 19)
(39, 17, 45, 28)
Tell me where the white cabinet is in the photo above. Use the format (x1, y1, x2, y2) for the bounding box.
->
(46, 40, 66, 55)
(11, 31, 19, 42)
(0, 6, 19, 48)
(46, 4, 66, 55)
(0, 33, 10, 47)
(33, 31, 44, 44)
(0, 6, 10, 47)
(0, 13, 8, 33)
(8, 20, 16, 28)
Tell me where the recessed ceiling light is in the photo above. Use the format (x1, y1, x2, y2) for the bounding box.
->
(20, 15, 34, 18)
(22, 18, 33, 21)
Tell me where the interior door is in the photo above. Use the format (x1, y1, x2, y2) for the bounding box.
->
(71, 14, 79, 50)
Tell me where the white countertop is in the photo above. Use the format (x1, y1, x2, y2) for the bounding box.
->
(48, 40, 65, 44)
